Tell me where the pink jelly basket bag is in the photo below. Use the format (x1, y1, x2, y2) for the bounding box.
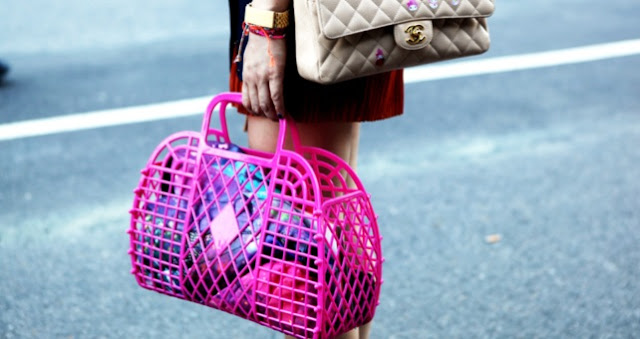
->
(128, 92, 384, 338)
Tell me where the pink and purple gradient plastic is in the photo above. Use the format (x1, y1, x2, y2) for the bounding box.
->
(128, 93, 383, 338)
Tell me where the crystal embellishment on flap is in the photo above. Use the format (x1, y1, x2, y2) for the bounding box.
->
(407, 0, 419, 11)
(375, 49, 385, 66)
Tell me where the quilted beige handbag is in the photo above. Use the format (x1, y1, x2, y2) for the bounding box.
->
(294, 0, 495, 84)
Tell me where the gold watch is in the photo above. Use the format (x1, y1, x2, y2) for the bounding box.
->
(244, 3, 290, 29)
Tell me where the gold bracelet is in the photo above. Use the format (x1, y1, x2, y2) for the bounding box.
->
(244, 3, 290, 29)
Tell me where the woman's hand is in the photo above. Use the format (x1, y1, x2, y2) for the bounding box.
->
(241, 31, 287, 121)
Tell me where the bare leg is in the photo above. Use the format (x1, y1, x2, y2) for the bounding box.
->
(247, 116, 360, 163)
(248, 116, 369, 339)
(359, 322, 372, 339)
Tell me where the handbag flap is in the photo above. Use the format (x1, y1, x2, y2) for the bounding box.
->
(316, 0, 495, 39)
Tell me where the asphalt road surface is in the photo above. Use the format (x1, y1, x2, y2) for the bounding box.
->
(1, 1, 639, 338)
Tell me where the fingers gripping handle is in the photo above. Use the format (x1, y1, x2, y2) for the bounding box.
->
(201, 92, 301, 152)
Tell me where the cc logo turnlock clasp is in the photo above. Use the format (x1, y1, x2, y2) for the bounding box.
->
(405, 25, 426, 45)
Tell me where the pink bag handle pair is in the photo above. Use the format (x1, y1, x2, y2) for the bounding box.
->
(197, 91, 326, 213)
(200, 92, 303, 154)
(198, 91, 369, 198)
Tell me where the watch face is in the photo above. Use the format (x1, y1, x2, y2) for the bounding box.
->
(245, 4, 289, 29)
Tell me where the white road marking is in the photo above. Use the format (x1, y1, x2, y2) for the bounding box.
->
(404, 39, 640, 83)
(0, 96, 212, 141)
(1, 39, 639, 141)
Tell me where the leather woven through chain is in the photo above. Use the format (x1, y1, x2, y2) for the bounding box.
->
(294, 0, 495, 84)
(275, 10, 290, 28)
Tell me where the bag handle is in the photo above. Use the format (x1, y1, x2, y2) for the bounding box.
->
(201, 92, 302, 152)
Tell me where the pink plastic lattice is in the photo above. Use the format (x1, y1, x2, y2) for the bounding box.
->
(128, 92, 383, 339)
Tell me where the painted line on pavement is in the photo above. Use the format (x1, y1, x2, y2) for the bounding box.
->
(1, 39, 639, 141)
(404, 39, 640, 83)
(0, 96, 213, 141)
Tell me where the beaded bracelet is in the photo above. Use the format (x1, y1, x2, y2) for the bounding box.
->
(245, 23, 287, 39)
(234, 22, 288, 67)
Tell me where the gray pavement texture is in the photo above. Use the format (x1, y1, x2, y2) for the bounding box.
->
(1, 0, 640, 338)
